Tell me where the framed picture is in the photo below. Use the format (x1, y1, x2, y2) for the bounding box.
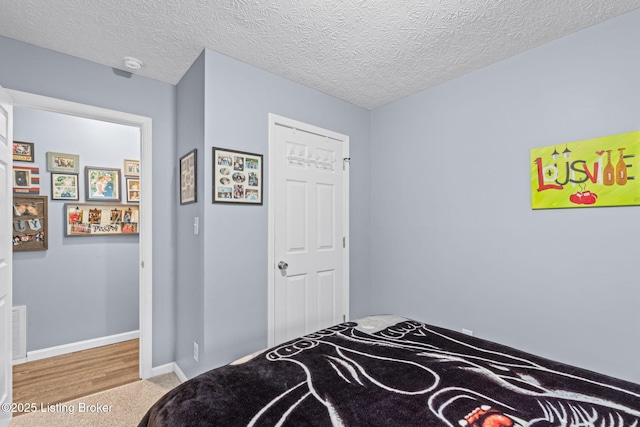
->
(46, 151, 80, 173)
(12, 141, 34, 162)
(64, 203, 139, 236)
(212, 147, 263, 205)
(13, 195, 48, 251)
(13, 165, 40, 194)
(51, 173, 79, 201)
(85, 166, 121, 201)
(179, 149, 197, 205)
(126, 177, 140, 203)
(124, 159, 140, 177)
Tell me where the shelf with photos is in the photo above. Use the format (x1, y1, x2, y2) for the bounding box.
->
(65, 203, 139, 237)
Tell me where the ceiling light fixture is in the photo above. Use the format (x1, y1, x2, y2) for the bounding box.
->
(122, 56, 143, 71)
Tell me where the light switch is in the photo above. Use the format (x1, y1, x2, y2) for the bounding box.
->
(193, 216, 199, 235)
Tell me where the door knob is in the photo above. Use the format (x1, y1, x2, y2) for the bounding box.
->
(278, 261, 288, 270)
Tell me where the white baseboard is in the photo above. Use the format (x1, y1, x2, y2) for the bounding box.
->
(150, 362, 187, 383)
(150, 362, 175, 377)
(21, 330, 140, 363)
(173, 363, 188, 382)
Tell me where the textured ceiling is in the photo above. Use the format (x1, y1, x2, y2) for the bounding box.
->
(1, 1, 640, 109)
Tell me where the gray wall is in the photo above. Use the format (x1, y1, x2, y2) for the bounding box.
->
(0, 36, 177, 367)
(173, 49, 371, 376)
(369, 9, 640, 383)
(175, 52, 206, 378)
(13, 107, 139, 351)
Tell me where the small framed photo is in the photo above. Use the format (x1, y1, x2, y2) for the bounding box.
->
(13, 166, 40, 194)
(85, 166, 121, 202)
(46, 152, 80, 173)
(12, 141, 34, 162)
(212, 147, 263, 205)
(51, 173, 79, 201)
(179, 149, 197, 205)
(126, 177, 140, 203)
(124, 159, 140, 177)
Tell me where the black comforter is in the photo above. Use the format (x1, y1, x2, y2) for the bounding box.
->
(139, 315, 640, 426)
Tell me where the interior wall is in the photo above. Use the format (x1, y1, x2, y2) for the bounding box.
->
(173, 49, 371, 375)
(0, 35, 177, 367)
(13, 107, 139, 351)
(174, 52, 206, 379)
(369, 9, 640, 383)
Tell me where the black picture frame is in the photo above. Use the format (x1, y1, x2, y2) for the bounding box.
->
(12, 141, 35, 162)
(51, 173, 80, 201)
(179, 149, 197, 205)
(212, 147, 263, 205)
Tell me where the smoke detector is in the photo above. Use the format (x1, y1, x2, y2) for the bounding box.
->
(122, 56, 143, 71)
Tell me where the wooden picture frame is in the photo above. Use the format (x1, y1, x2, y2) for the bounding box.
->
(64, 203, 139, 236)
(123, 159, 140, 177)
(51, 173, 79, 201)
(12, 141, 34, 162)
(13, 195, 48, 251)
(212, 147, 263, 205)
(46, 151, 80, 173)
(126, 177, 140, 203)
(85, 166, 121, 202)
(180, 149, 197, 205)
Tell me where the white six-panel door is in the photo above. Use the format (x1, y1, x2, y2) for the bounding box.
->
(269, 115, 349, 346)
(0, 86, 14, 427)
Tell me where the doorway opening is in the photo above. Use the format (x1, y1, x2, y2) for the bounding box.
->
(8, 90, 153, 381)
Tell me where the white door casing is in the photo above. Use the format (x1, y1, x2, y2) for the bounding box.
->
(7, 90, 154, 379)
(268, 114, 350, 346)
(0, 85, 14, 427)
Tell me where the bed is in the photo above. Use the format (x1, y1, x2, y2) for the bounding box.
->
(139, 315, 640, 426)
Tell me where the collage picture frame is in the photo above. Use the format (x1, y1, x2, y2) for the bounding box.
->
(13, 195, 48, 251)
(180, 149, 197, 205)
(212, 147, 263, 205)
(126, 177, 140, 203)
(64, 203, 139, 236)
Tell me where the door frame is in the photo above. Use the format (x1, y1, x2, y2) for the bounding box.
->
(266, 113, 350, 347)
(0, 84, 14, 427)
(7, 90, 153, 379)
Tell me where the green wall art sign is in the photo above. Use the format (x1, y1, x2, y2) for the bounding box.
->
(530, 131, 640, 209)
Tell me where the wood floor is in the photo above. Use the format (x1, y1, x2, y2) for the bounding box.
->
(12, 339, 139, 416)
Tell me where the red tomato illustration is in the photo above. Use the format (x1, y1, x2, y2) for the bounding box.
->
(581, 190, 598, 205)
(569, 192, 583, 204)
(569, 190, 597, 205)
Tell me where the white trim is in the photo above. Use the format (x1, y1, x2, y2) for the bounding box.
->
(173, 363, 189, 383)
(22, 330, 139, 363)
(151, 362, 187, 383)
(266, 114, 350, 347)
(149, 362, 175, 377)
(6, 90, 153, 379)
(0, 85, 14, 427)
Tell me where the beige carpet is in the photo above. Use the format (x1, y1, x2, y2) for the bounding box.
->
(9, 373, 181, 427)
